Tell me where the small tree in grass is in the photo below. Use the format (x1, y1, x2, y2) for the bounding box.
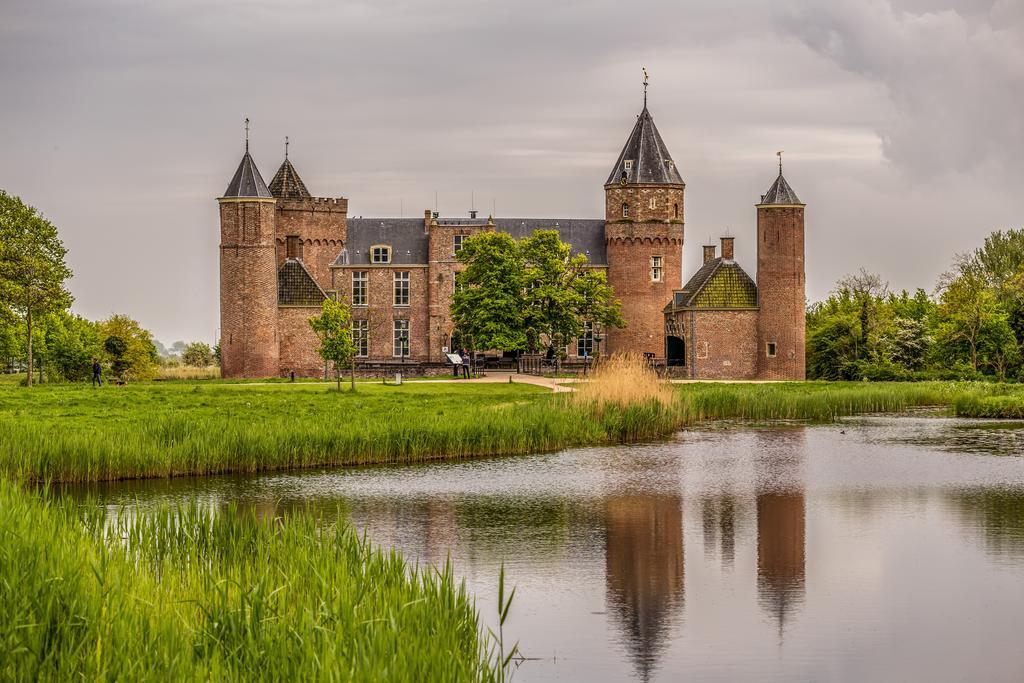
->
(182, 341, 214, 367)
(309, 298, 357, 391)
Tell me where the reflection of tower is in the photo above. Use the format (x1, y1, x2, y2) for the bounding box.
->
(701, 495, 737, 568)
(605, 495, 684, 682)
(756, 492, 806, 632)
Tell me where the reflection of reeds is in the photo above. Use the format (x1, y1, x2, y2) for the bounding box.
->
(0, 480, 506, 680)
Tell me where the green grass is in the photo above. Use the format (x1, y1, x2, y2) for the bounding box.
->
(1, 379, 1021, 484)
(953, 393, 1024, 419)
(0, 480, 507, 681)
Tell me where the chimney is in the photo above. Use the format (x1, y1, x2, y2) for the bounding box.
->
(424, 209, 432, 234)
(720, 236, 735, 260)
(703, 245, 716, 264)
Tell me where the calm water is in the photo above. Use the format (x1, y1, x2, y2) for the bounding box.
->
(72, 416, 1024, 682)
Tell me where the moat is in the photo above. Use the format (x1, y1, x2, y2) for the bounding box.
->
(71, 415, 1024, 682)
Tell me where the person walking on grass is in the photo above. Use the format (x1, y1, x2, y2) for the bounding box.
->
(91, 358, 103, 387)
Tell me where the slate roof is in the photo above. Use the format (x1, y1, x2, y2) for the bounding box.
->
(606, 107, 684, 186)
(277, 259, 326, 306)
(268, 159, 312, 199)
(759, 172, 802, 205)
(669, 258, 758, 310)
(333, 218, 608, 266)
(223, 152, 273, 199)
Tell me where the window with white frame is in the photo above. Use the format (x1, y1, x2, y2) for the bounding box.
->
(649, 197, 657, 210)
(352, 320, 368, 357)
(650, 255, 664, 282)
(766, 342, 778, 358)
(393, 320, 410, 357)
(351, 271, 367, 306)
(624, 159, 633, 172)
(622, 203, 630, 218)
(454, 234, 466, 256)
(393, 271, 410, 306)
(371, 245, 391, 264)
(577, 321, 594, 358)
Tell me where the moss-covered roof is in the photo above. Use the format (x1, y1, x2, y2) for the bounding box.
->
(668, 259, 758, 310)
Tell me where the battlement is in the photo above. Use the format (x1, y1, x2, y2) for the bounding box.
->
(276, 196, 349, 213)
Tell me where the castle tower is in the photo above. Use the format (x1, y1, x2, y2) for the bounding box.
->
(603, 96, 685, 358)
(218, 138, 279, 378)
(755, 159, 806, 379)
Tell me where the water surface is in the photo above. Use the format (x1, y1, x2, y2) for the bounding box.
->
(74, 416, 1024, 682)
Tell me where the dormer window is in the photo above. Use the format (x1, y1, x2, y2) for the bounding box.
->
(624, 159, 633, 172)
(622, 203, 630, 218)
(371, 245, 392, 264)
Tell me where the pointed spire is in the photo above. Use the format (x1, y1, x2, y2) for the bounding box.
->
(606, 102, 683, 186)
(759, 154, 802, 206)
(269, 138, 312, 199)
(222, 119, 272, 198)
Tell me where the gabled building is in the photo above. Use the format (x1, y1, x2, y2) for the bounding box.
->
(217, 94, 806, 380)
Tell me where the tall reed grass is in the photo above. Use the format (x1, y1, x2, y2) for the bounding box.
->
(157, 365, 221, 381)
(0, 369, 1017, 484)
(0, 480, 506, 681)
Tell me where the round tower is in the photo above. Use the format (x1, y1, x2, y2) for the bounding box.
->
(603, 100, 685, 358)
(218, 135, 279, 378)
(755, 158, 805, 380)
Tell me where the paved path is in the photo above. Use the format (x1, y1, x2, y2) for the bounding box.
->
(417, 371, 574, 393)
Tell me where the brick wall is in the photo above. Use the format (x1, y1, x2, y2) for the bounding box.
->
(604, 184, 685, 358)
(427, 219, 488, 361)
(668, 309, 759, 379)
(219, 199, 280, 378)
(277, 306, 325, 377)
(274, 197, 348, 290)
(332, 265, 431, 362)
(756, 205, 806, 380)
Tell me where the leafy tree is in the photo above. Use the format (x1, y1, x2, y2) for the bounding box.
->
(451, 232, 527, 352)
(0, 190, 72, 387)
(104, 335, 130, 382)
(181, 342, 214, 367)
(933, 268, 1012, 374)
(43, 311, 102, 381)
(99, 315, 158, 381)
(213, 340, 222, 365)
(520, 231, 624, 361)
(309, 298, 357, 391)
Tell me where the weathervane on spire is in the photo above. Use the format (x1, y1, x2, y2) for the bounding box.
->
(285, 135, 289, 160)
(245, 118, 250, 153)
(642, 67, 649, 108)
(777, 150, 785, 174)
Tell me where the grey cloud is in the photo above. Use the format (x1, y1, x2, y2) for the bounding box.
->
(774, 0, 1024, 179)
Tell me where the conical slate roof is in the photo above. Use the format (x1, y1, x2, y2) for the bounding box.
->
(606, 107, 684, 186)
(759, 172, 802, 205)
(223, 152, 273, 199)
(269, 158, 312, 199)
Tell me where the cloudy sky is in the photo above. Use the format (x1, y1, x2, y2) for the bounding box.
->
(1, 0, 1021, 344)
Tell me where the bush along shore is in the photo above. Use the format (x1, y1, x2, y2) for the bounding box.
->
(0, 480, 511, 682)
(1, 359, 1023, 484)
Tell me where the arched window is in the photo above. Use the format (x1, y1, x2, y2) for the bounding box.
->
(673, 203, 679, 219)
(622, 203, 630, 218)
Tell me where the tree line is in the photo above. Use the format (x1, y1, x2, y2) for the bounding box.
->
(807, 229, 1024, 381)
(0, 190, 214, 384)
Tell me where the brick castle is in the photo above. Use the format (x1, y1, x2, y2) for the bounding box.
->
(218, 99, 806, 380)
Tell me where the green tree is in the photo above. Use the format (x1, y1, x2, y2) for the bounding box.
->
(181, 342, 214, 367)
(934, 268, 1012, 374)
(452, 232, 527, 352)
(43, 311, 102, 382)
(519, 230, 624, 362)
(0, 190, 72, 387)
(99, 315, 158, 381)
(309, 298, 357, 390)
(104, 335, 130, 382)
